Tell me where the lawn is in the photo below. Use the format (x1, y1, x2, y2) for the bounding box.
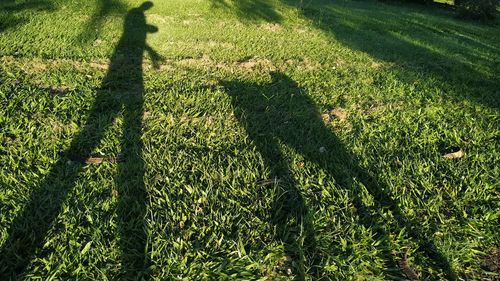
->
(0, 0, 499, 280)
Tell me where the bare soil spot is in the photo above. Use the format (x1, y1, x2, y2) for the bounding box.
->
(482, 248, 500, 280)
(285, 57, 321, 70)
(322, 108, 348, 124)
(260, 23, 283, 32)
(235, 57, 274, 70)
(294, 27, 307, 34)
(370, 62, 384, 69)
(36, 84, 74, 94)
(69, 154, 125, 165)
(331, 108, 348, 122)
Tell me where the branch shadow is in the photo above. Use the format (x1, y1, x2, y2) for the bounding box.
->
(0, 0, 55, 33)
(221, 72, 457, 280)
(75, 0, 129, 44)
(209, 0, 283, 23)
(0, 1, 159, 279)
(282, 0, 499, 108)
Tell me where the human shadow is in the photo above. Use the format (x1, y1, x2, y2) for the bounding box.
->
(221, 72, 457, 280)
(0, 2, 159, 279)
(0, 0, 55, 33)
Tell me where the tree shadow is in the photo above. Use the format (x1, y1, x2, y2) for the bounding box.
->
(221, 72, 457, 279)
(76, 0, 129, 44)
(209, 0, 498, 108)
(0, 0, 55, 33)
(209, 0, 282, 23)
(282, 0, 499, 108)
(0, 2, 159, 279)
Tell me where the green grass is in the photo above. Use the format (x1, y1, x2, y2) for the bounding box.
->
(0, 0, 499, 280)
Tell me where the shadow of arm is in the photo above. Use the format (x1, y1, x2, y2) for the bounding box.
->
(145, 44, 163, 69)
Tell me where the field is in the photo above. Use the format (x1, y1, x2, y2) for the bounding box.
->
(1, 0, 499, 280)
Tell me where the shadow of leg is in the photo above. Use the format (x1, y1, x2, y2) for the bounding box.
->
(0, 92, 120, 278)
(116, 92, 149, 280)
(272, 177, 318, 279)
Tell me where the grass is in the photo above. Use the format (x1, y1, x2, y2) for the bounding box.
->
(0, 0, 499, 280)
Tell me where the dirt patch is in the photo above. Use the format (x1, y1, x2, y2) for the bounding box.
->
(299, 58, 320, 70)
(294, 27, 308, 34)
(31, 61, 48, 71)
(443, 149, 465, 159)
(322, 108, 348, 123)
(235, 57, 274, 70)
(170, 55, 276, 71)
(398, 254, 419, 281)
(2, 55, 323, 76)
(285, 57, 321, 70)
(174, 54, 213, 68)
(370, 62, 384, 69)
(482, 248, 500, 279)
(88, 61, 108, 71)
(36, 84, 74, 95)
(143, 111, 153, 120)
(2, 56, 109, 74)
(260, 23, 283, 32)
(69, 154, 125, 165)
(331, 108, 348, 122)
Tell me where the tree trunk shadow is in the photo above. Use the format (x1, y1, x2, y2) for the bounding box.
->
(0, 0, 55, 33)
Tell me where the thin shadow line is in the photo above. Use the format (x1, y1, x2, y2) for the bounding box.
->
(0, 0, 55, 33)
(75, 0, 128, 44)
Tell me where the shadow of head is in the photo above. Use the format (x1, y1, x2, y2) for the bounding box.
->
(133, 1, 157, 33)
(139, 1, 154, 11)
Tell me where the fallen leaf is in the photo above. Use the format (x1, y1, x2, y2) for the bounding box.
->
(443, 150, 464, 159)
(81, 241, 92, 255)
(69, 154, 125, 165)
